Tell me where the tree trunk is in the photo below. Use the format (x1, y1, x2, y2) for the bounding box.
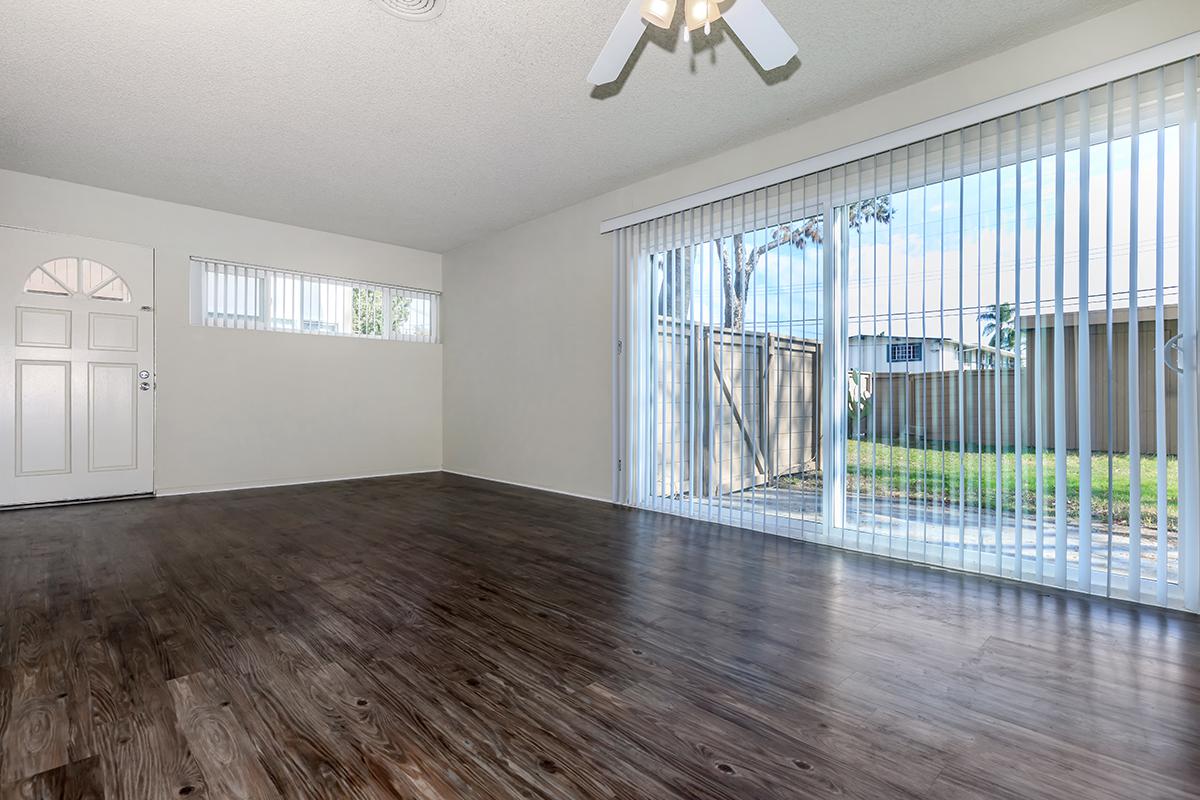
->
(661, 247, 695, 320)
(720, 233, 749, 329)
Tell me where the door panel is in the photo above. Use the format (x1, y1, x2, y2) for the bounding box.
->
(88, 312, 138, 351)
(1, 226, 154, 505)
(16, 307, 72, 348)
(88, 362, 137, 472)
(16, 360, 71, 476)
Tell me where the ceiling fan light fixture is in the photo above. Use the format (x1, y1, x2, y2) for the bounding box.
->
(684, 0, 720, 30)
(640, 0, 677, 29)
(589, 0, 797, 86)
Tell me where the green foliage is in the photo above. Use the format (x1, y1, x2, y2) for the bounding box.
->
(352, 288, 384, 336)
(844, 440, 1179, 531)
(352, 288, 412, 336)
(847, 196, 895, 230)
(978, 302, 1017, 364)
(847, 369, 872, 425)
(773, 195, 896, 251)
(391, 294, 412, 332)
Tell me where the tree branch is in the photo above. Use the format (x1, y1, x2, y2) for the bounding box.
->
(745, 227, 795, 278)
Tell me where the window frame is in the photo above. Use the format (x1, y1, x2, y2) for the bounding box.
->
(189, 257, 440, 344)
(887, 341, 924, 364)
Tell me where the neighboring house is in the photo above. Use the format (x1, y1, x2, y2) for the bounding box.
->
(847, 334, 1009, 374)
(849, 305, 1180, 455)
(848, 334, 955, 374)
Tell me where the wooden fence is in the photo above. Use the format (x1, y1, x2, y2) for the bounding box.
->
(857, 318, 1180, 455)
(655, 320, 823, 498)
(652, 317, 1175, 505)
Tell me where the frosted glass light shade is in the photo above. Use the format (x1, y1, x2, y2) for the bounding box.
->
(640, 0, 677, 28)
(684, 0, 720, 29)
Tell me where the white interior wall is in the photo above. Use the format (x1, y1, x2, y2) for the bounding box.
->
(0, 169, 443, 494)
(442, 0, 1200, 501)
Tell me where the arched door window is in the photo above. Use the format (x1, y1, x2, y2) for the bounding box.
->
(23, 257, 131, 302)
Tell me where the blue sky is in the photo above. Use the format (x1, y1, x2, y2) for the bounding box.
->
(665, 126, 1182, 347)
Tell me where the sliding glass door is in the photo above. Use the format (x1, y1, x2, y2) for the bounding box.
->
(617, 182, 829, 537)
(615, 56, 1200, 611)
(840, 64, 1195, 606)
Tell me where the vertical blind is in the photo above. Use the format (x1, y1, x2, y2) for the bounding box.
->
(614, 56, 1200, 612)
(190, 258, 440, 343)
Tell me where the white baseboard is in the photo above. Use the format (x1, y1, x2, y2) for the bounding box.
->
(440, 469, 612, 504)
(155, 468, 442, 498)
(157, 468, 613, 505)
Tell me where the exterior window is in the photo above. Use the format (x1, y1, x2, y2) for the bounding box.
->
(190, 258, 439, 343)
(23, 258, 131, 302)
(887, 342, 923, 363)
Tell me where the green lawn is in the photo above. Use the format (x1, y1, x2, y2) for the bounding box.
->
(843, 440, 1178, 530)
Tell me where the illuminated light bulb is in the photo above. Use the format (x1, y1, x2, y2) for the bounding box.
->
(639, 0, 676, 28)
(684, 0, 720, 31)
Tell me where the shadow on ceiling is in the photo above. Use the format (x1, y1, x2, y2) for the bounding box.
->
(589, 22, 800, 99)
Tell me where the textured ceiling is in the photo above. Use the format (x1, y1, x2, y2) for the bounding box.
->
(0, 0, 1136, 253)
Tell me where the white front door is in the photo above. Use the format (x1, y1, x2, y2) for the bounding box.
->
(0, 226, 155, 506)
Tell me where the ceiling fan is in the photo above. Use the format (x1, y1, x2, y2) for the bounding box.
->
(588, 0, 798, 85)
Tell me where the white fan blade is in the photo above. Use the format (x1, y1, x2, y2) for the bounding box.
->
(588, 0, 648, 85)
(721, 0, 798, 71)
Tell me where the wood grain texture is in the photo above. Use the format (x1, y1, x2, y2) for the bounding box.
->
(0, 756, 103, 800)
(1, 471, 1198, 799)
(167, 671, 276, 800)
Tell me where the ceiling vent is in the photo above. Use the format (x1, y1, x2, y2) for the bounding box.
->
(373, 0, 445, 20)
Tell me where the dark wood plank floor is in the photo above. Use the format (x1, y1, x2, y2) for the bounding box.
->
(1, 472, 1198, 799)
